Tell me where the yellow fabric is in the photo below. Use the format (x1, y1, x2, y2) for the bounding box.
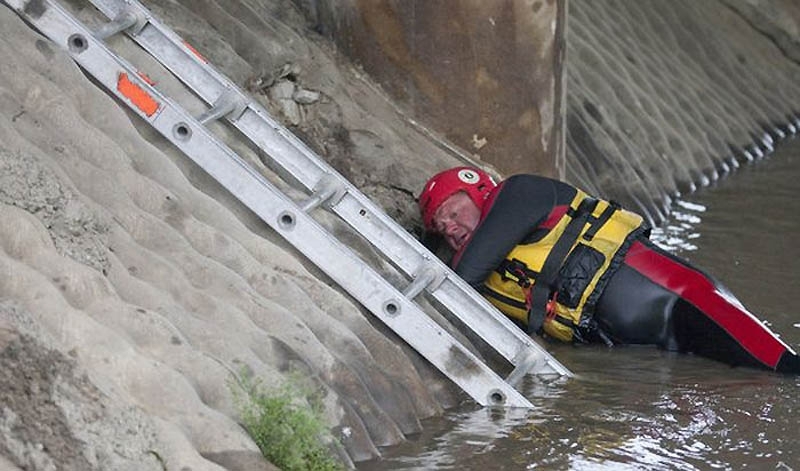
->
(483, 190, 644, 342)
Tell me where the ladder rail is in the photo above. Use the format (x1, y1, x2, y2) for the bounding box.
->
(4, 0, 540, 407)
(85, 0, 571, 377)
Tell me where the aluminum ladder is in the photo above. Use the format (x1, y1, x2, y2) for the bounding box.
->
(4, 0, 572, 408)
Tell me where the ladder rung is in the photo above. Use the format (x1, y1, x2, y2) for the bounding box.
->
(93, 9, 145, 39)
(298, 174, 345, 213)
(196, 89, 247, 124)
(505, 351, 541, 388)
(402, 264, 444, 300)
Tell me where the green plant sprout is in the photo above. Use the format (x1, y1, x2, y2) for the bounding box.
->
(230, 370, 344, 471)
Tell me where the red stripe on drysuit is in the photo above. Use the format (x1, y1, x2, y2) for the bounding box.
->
(624, 241, 786, 368)
(539, 205, 569, 229)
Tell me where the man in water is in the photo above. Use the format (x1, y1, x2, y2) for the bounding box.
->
(419, 166, 800, 373)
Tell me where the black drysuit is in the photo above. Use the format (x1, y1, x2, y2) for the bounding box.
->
(451, 174, 799, 373)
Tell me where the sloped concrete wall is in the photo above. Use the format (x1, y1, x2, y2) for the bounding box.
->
(2, 0, 800, 469)
(566, 0, 800, 225)
(296, 0, 800, 227)
(720, 0, 800, 63)
(298, 0, 568, 178)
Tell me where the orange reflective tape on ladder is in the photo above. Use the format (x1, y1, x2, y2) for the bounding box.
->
(117, 72, 159, 117)
(183, 40, 208, 63)
(137, 71, 156, 86)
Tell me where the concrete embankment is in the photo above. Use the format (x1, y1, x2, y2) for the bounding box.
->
(1, 1, 799, 469)
(566, 0, 800, 226)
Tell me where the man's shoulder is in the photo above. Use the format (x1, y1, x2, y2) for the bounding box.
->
(502, 174, 573, 190)
(497, 174, 575, 200)
(504, 173, 554, 185)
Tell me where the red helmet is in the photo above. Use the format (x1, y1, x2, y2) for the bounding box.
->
(418, 166, 497, 231)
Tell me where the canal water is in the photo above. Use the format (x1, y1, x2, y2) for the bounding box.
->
(359, 137, 800, 470)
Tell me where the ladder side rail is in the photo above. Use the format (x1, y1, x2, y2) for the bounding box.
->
(86, 0, 571, 376)
(434, 283, 572, 376)
(5, 0, 537, 408)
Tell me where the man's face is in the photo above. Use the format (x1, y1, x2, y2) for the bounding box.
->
(432, 191, 481, 251)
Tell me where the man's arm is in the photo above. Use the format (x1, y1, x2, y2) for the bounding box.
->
(453, 174, 562, 286)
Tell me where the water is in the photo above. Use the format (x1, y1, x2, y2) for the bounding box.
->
(359, 138, 800, 470)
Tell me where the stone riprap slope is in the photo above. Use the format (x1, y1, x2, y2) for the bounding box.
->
(566, 0, 800, 225)
(0, 3, 464, 469)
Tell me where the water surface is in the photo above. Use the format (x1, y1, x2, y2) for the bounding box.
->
(360, 138, 800, 470)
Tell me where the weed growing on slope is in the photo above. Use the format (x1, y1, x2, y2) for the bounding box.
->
(231, 371, 343, 471)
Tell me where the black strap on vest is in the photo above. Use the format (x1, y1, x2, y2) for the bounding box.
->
(526, 197, 598, 334)
(582, 200, 620, 241)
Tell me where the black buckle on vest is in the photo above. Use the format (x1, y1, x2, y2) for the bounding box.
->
(500, 258, 535, 288)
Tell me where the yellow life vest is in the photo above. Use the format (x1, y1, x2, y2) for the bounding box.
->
(481, 190, 646, 342)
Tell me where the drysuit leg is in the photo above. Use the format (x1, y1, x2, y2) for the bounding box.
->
(594, 239, 800, 373)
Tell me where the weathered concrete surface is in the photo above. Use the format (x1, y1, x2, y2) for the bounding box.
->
(566, 0, 800, 225)
(0, 2, 465, 468)
(297, 0, 567, 178)
(291, 0, 800, 227)
(2, 0, 800, 469)
(720, 0, 800, 63)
